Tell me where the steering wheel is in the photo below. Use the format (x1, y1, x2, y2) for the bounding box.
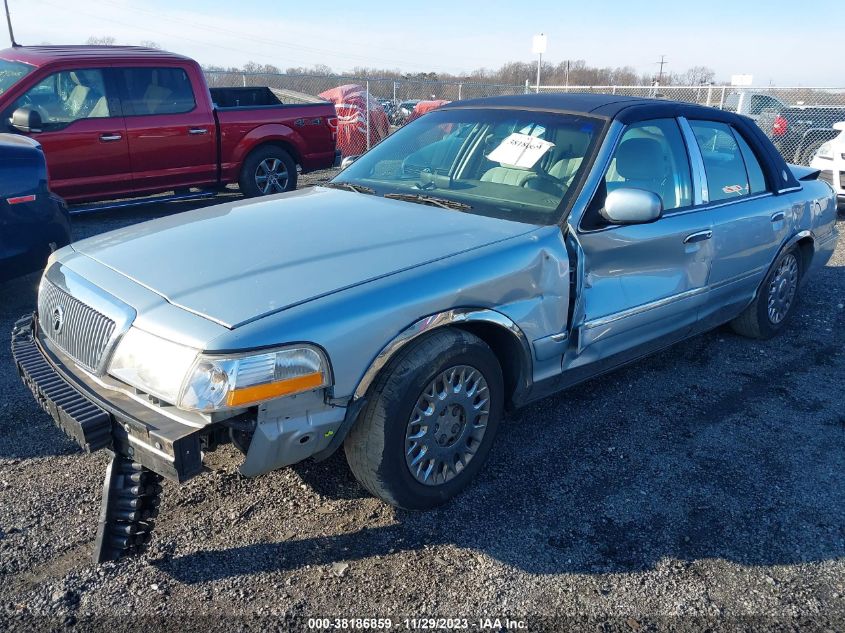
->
(20, 95, 51, 122)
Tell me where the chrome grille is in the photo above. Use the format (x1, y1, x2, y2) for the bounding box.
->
(38, 278, 116, 373)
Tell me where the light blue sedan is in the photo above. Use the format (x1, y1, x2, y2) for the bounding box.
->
(12, 93, 839, 562)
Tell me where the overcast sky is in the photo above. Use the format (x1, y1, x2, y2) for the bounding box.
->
(6, 0, 839, 86)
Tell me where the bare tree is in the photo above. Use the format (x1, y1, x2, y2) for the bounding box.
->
(140, 40, 162, 50)
(86, 36, 116, 46)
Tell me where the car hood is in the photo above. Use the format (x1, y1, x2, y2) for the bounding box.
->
(73, 187, 537, 328)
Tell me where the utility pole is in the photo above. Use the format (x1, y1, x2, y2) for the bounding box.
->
(655, 54, 667, 84)
(4, 0, 19, 47)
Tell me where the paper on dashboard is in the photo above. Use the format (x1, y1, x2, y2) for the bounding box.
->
(486, 133, 555, 169)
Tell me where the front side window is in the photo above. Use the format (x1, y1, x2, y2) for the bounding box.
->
(601, 118, 693, 212)
(333, 108, 603, 225)
(690, 120, 766, 201)
(120, 68, 196, 116)
(13, 68, 112, 129)
(0, 58, 35, 96)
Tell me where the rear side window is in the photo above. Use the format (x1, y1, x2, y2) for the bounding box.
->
(690, 120, 768, 201)
(120, 68, 196, 116)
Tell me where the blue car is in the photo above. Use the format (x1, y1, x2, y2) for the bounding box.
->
(0, 134, 71, 283)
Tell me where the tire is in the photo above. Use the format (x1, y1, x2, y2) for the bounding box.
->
(344, 329, 504, 510)
(730, 245, 803, 339)
(238, 145, 297, 197)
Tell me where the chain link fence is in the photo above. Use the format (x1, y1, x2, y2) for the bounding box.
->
(205, 70, 845, 165)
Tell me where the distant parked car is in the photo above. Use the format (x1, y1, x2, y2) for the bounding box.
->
(405, 99, 451, 124)
(319, 84, 390, 157)
(811, 121, 845, 211)
(390, 99, 421, 126)
(0, 46, 339, 203)
(759, 105, 845, 165)
(0, 133, 70, 283)
(722, 91, 786, 123)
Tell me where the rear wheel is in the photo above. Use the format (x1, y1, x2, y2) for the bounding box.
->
(344, 329, 503, 510)
(238, 145, 297, 197)
(731, 245, 802, 339)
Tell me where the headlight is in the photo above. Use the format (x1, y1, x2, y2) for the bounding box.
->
(178, 346, 330, 412)
(108, 327, 200, 404)
(109, 329, 331, 413)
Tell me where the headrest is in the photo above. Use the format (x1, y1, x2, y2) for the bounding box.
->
(616, 138, 664, 180)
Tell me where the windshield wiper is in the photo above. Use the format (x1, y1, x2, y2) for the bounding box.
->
(384, 193, 472, 211)
(322, 181, 376, 195)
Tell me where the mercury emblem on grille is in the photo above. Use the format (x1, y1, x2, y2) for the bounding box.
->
(52, 305, 65, 335)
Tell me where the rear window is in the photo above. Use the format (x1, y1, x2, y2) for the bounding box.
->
(119, 67, 196, 115)
(0, 59, 34, 96)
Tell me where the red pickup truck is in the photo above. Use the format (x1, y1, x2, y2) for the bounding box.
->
(0, 46, 339, 204)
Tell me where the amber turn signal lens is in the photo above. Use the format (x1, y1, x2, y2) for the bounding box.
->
(225, 371, 324, 407)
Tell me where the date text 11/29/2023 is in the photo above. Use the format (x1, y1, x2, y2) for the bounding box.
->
(307, 618, 528, 630)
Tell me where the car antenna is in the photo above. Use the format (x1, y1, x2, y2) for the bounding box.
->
(4, 0, 20, 47)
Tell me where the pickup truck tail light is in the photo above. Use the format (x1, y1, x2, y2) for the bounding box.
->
(772, 115, 788, 137)
(327, 116, 338, 142)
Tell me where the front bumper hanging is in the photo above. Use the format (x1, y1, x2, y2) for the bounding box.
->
(11, 314, 207, 562)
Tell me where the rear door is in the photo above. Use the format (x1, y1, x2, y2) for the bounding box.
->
(683, 118, 789, 328)
(117, 66, 216, 193)
(570, 118, 714, 368)
(5, 67, 131, 202)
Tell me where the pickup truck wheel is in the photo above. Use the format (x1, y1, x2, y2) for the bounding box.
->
(344, 329, 503, 511)
(730, 245, 802, 339)
(239, 146, 297, 197)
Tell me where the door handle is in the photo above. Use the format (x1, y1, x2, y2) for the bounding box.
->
(683, 230, 713, 244)
(99, 134, 122, 142)
(188, 128, 209, 135)
(770, 211, 786, 222)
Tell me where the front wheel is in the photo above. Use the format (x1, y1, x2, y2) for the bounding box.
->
(731, 245, 802, 339)
(344, 329, 504, 510)
(238, 146, 297, 197)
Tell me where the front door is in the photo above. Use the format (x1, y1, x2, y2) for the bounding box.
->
(7, 67, 131, 202)
(567, 118, 714, 374)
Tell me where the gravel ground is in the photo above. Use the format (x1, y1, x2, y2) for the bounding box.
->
(0, 178, 843, 631)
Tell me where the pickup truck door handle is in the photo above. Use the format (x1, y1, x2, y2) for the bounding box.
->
(188, 128, 209, 135)
(770, 211, 786, 222)
(99, 134, 122, 142)
(683, 230, 713, 244)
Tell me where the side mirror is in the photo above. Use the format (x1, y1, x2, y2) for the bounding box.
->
(600, 188, 663, 225)
(10, 107, 43, 134)
(340, 155, 359, 170)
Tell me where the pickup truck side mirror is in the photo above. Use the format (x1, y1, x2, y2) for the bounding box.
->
(340, 155, 359, 170)
(10, 107, 43, 134)
(600, 188, 663, 225)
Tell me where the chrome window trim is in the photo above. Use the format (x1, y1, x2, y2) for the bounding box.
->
(678, 116, 709, 205)
(352, 308, 532, 401)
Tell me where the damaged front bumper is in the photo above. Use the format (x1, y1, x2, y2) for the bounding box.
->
(12, 314, 209, 483)
(11, 314, 216, 562)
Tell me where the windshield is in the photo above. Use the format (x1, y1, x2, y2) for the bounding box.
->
(332, 108, 604, 225)
(0, 59, 34, 96)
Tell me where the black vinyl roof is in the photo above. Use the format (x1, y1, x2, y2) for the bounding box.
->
(441, 92, 654, 117)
